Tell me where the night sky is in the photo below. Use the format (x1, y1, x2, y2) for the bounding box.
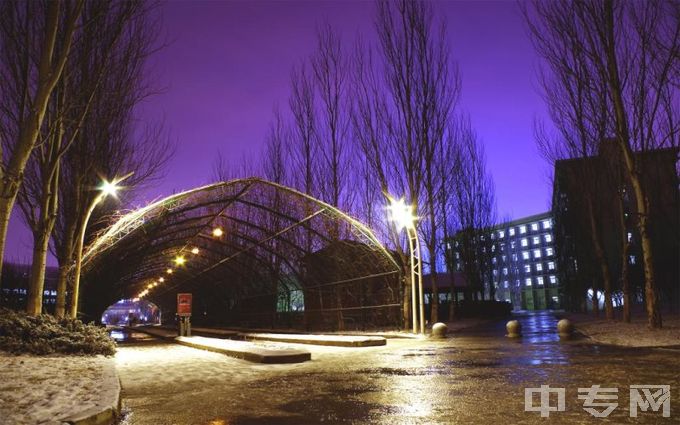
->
(7, 0, 554, 262)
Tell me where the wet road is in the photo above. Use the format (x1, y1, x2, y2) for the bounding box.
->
(116, 312, 680, 424)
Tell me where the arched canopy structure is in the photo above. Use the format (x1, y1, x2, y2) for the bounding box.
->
(81, 178, 402, 331)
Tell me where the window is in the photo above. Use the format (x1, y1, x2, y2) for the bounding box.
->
(548, 261, 555, 270)
(492, 257, 497, 264)
(525, 278, 532, 286)
(531, 222, 539, 231)
(524, 264, 531, 273)
(629, 255, 636, 265)
(455, 252, 460, 259)
(537, 276, 544, 285)
(549, 275, 557, 284)
(491, 244, 496, 253)
(522, 251, 530, 260)
(519, 225, 527, 234)
(503, 267, 508, 275)
(546, 247, 554, 256)
(503, 281, 509, 288)
(512, 253, 518, 261)
(534, 249, 542, 258)
(627, 232, 632, 242)
(509, 228, 516, 236)
(542, 220, 552, 229)
(493, 269, 498, 276)
(521, 238, 528, 247)
(544, 234, 552, 243)
(498, 230, 505, 239)
(510, 241, 516, 249)
(502, 255, 507, 262)
(532, 236, 540, 245)
(536, 263, 543, 272)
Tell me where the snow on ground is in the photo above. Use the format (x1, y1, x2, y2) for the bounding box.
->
(567, 313, 680, 347)
(0, 352, 117, 425)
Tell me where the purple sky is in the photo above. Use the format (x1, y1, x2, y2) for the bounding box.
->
(6, 0, 555, 263)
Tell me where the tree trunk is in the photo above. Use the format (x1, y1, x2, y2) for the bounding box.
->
(26, 230, 51, 316)
(603, 0, 661, 328)
(587, 201, 614, 320)
(428, 243, 438, 324)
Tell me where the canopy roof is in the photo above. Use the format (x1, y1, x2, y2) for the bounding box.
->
(82, 178, 402, 329)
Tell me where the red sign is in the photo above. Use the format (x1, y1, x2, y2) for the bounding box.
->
(177, 293, 192, 316)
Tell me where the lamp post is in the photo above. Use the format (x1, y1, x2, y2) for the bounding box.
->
(68, 172, 132, 318)
(387, 197, 424, 335)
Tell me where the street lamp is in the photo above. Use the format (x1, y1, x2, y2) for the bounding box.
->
(387, 197, 425, 334)
(68, 172, 133, 318)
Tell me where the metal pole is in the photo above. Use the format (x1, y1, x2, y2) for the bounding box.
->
(409, 232, 417, 334)
(414, 230, 425, 334)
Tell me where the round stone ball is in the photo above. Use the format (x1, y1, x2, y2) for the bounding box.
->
(506, 320, 522, 337)
(431, 322, 448, 338)
(557, 319, 573, 336)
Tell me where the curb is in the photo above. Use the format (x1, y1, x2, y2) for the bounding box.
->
(58, 360, 122, 425)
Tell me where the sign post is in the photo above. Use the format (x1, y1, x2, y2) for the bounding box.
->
(177, 293, 192, 337)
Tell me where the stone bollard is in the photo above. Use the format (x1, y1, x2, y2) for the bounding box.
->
(506, 320, 522, 338)
(431, 322, 448, 338)
(557, 319, 573, 339)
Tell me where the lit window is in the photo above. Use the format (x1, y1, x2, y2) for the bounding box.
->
(531, 223, 539, 231)
(493, 269, 498, 276)
(498, 230, 505, 239)
(627, 232, 632, 242)
(490, 233, 495, 240)
(491, 244, 496, 252)
(520, 225, 527, 234)
(509, 228, 516, 236)
(510, 241, 516, 249)
(546, 247, 554, 256)
(629, 255, 636, 265)
(532, 236, 540, 245)
(512, 253, 518, 261)
(503, 267, 508, 275)
(542, 220, 552, 229)
(544, 234, 552, 243)
(548, 261, 555, 270)
(537, 276, 544, 285)
(503, 281, 509, 288)
(536, 263, 543, 271)
(524, 264, 531, 273)
(521, 238, 528, 247)
(502, 255, 507, 262)
(492, 257, 497, 264)
(549, 275, 557, 284)
(525, 278, 532, 286)
(455, 252, 460, 259)
(522, 251, 530, 260)
(534, 249, 542, 258)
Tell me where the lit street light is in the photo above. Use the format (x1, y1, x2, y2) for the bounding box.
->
(387, 196, 424, 335)
(68, 172, 133, 318)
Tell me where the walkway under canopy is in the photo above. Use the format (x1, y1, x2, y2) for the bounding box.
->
(81, 178, 403, 331)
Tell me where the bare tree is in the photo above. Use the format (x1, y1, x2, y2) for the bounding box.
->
(525, 0, 679, 327)
(49, 1, 169, 318)
(0, 0, 84, 286)
(18, 0, 149, 315)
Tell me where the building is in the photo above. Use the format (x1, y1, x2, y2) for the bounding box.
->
(552, 145, 679, 311)
(0, 262, 58, 310)
(447, 212, 561, 311)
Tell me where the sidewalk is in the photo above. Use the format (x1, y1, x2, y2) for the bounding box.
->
(0, 353, 120, 425)
(563, 312, 680, 348)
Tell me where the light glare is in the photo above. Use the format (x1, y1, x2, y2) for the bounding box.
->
(387, 197, 417, 230)
(212, 227, 223, 237)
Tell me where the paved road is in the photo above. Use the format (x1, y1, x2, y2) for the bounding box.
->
(116, 312, 679, 424)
